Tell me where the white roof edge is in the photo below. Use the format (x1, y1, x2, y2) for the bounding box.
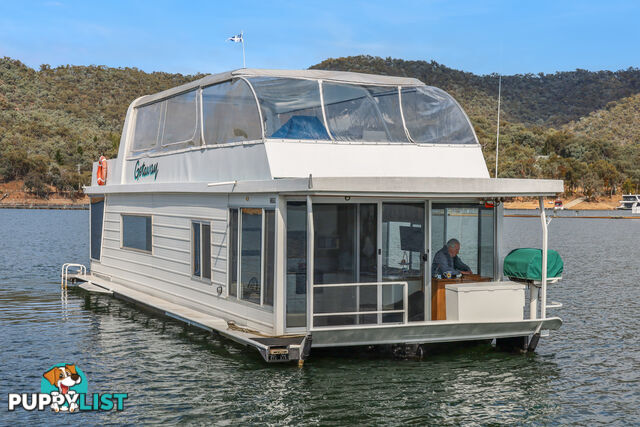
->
(232, 69, 424, 86)
(133, 69, 425, 107)
(85, 177, 563, 197)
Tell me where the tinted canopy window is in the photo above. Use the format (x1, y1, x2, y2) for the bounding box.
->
(202, 79, 262, 144)
(132, 102, 163, 151)
(161, 90, 198, 147)
(323, 83, 408, 142)
(401, 86, 476, 144)
(249, 77, 329, 140)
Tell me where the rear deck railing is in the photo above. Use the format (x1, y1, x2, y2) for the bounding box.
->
(310, 281, 408, 330)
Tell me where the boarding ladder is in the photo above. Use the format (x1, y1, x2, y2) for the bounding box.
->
(61, 263, 86, 290)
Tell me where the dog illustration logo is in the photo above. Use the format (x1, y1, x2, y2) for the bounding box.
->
(41, 363, 88, 413)
(7, 363, 128, 412)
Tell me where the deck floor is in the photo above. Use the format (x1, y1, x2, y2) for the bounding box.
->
(71, 273, 275, 353)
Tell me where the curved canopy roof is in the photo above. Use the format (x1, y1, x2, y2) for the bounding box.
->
(136, 69, 425, 106)
(127, 68, 478, 157)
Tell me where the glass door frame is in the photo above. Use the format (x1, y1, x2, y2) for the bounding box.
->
(284, 196, 433, 332)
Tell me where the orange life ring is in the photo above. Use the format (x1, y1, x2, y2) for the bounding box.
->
(97, 156, 107, 185)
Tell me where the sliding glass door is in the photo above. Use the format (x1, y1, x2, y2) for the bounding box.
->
(382, 203, 425, 321)
(285, 200, 429, 330)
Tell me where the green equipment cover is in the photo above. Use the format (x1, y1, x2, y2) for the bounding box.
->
(503, 248, 563, 281)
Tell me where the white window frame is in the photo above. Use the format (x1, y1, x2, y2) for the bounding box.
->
(89, 196, 106, 262)
(227, 207, 275, 308)
(191, 219, 212, 283)
(120, 213, 153, 254)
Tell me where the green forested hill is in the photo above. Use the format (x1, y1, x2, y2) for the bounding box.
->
(566, 92, 640, 145)
(1, 55, 639, 197)
(312, 55, 640, 127)
(0, 57, 203, 193)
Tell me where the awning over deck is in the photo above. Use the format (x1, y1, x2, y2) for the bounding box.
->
(86, 176, 563, 198)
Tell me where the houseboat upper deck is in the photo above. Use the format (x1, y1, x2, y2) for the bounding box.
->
(70, 69, 564, 363)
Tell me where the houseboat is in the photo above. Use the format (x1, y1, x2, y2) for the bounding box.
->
(68, 69, 564, 364)
(617, 194, 640, 210)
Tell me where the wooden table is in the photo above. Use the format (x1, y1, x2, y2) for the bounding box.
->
(431, 274, 492, 320)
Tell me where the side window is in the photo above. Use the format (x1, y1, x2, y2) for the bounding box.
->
(131, 89, 199, 154)
(229, 210, 238, 297)
(228, 208, 275, 307)
(192, 221, 211, 281)
(122, 215, 152, 252)
(322, 83, 407, 142)
(132, 102, 163, 152)
(431, 204, 495, 278)
(162, 90, 198, 147)
(248, 77, 329, 140)
(202, 80, 262, 144)
(90, 198, 105, 260)
(401, 86, 477, 145)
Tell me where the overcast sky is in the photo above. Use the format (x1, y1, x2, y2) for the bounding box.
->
(1, 0, 638, 76)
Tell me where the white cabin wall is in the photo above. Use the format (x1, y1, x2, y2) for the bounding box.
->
(265, 141, 490, 179)
(92, 193, 275, 332)
(121, 143, 272, 185)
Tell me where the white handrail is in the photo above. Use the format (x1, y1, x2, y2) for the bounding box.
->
(538, 197, 548, 320)
(311, 281, 409, 330)
(61, 263, 86, 290)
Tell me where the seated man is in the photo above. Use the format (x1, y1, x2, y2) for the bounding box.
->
(431, 238, 472, 277)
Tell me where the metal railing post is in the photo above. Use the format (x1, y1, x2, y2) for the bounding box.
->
(538, 197, 548, 320)
(306, 196, 314, 329)
(403, 282, 409, 324)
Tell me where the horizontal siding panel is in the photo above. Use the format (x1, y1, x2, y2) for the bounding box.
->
(152, 225, 189, 240)
(153, 235, 190, 252)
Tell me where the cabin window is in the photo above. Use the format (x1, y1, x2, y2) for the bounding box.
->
(264, 210, 276, 306)
(229, 209, 239, 297)
(132, 101, 163, 151)
(90, 197, 104, 261)
(161, 90, 198, 147)
(312, 203, 379, 327)
(401, 86, 477, 145)
(122, 215, 152, 252)
(431, 204, 495, 277)
(248, 77, 330, 140)
(241, 208, 262, 304)
(202, 79, 262, 144)
(192, 221, 211, 281)
(322, 84, 408, 142)
(228, 208, 275, 307)
(286, 202, 307, 328)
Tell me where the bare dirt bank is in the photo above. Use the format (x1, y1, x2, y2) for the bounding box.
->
(0, 181, 89, 208)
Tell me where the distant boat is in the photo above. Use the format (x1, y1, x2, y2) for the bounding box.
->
(616, 194, 640, 210)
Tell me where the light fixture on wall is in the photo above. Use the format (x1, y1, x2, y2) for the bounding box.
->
(345, 196, 351, 201)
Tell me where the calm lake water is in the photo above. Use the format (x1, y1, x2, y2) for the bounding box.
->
(1, 209, 638, 425)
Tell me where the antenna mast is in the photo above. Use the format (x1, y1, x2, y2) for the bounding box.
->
(241, 30, 246, 68)
(494, 74, 502, 178)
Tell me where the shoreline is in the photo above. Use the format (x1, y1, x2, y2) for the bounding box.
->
(0, 203, 88, 210)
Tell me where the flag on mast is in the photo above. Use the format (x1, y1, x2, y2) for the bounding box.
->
(227, 31, 246, 68)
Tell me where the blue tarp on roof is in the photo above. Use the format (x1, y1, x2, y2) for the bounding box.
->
(271, 116, 329, 140)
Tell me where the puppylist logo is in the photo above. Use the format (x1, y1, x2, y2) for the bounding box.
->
(7, 363, 128, 413)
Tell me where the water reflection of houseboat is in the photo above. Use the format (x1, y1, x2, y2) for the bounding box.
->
(67, 69, 564, 363)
